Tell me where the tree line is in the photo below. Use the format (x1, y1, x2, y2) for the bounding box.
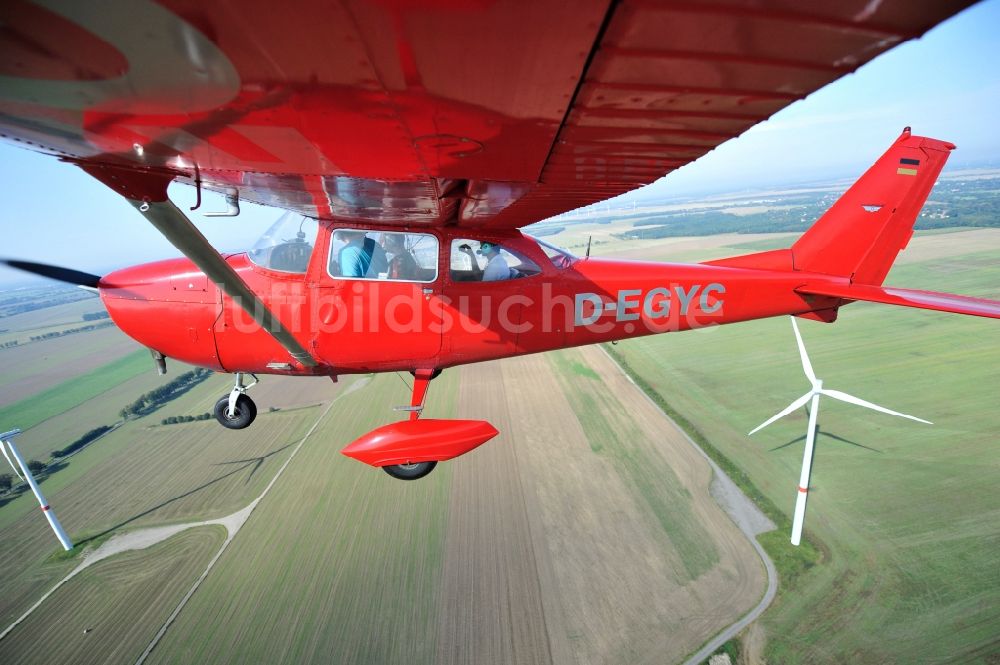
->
(119, 367, 214, 419)
(50, 425, 114, 458)
(29, 321, 115, 342)
(161, 413, 213, 425)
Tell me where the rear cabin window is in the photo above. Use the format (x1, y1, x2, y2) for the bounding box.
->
(329, 230, 438, 282)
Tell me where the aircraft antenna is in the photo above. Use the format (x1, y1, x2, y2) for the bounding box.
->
(748, 318, 931, 546)
(586, 235, 592, 258)
(1, 429, 73, 551)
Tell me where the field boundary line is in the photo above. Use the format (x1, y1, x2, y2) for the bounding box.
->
(597, 345, 778, 665)
(135, 379, 366, 664)
(0, 379, 364, 650)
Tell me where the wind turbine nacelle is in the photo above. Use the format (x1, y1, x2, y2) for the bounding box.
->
(341, 419, 499, 468)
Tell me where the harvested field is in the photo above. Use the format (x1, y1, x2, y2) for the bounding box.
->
(0, 326, 140, 405)
(142, 372, 457, 665)
(0, 350, 766, 665)
(437, 350, 765, 665)
(0, 526, 226, 665)
(0, 388, 338, 628)
(0, 297, 101, 337)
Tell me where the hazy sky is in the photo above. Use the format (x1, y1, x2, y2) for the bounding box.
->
(1, 0, 998, 285)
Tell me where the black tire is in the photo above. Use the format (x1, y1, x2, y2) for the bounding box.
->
(409, 369, 442, 381)
(214, 394, 257, 430)
(383, 461, 437, 481)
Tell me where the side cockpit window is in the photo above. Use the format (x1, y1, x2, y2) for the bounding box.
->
(449, 239, 541, 282)
(529, 236, 577, 269)
(329, 229, 438, 282)
(248, 213, 319, 274)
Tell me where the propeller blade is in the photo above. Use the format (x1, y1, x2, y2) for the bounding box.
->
(1, 259, 101, 289)
(790, 317, 817, 384)
(820, 389, 932, 424)
(749, 391, 814, 435)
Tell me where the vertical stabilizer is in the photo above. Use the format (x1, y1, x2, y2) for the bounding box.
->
(791, 128, 954, 285)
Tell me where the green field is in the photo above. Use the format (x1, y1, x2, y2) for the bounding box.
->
(548, 349, 719, 582)
(0, 400, 328, 634)
(143, 371, 458, 665)
(610, 238, 1000, 662)
(0, 350, 150, 432)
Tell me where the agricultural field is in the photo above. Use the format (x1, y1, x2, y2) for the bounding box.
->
(604, 228, 1000, 662)
(0, 326, 766, 664)
(0, 325, 141, 404)
(0, 292, 109, 346)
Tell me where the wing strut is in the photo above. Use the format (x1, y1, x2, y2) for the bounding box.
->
(75, 161, 317, 368)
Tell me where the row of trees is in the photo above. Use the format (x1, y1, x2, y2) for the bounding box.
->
(0, 460, 47, 493)
(119, 367, 214, 419)
(161, 413, 213, 425)
(51, 425, 113, 458)
(29, 321, 114, 342)
(82, 311, 110, 321)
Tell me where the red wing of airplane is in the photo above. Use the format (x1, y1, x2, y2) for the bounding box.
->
(0, 1, 977, 228)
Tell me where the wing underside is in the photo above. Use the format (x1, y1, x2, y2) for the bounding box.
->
(0, 0, 976, 229)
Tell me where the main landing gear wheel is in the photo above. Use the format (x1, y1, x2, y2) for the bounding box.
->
(214, 394, 257, 430)
(383, 461, 437, 481)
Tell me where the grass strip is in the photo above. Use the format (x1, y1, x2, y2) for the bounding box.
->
(604, 344, 822, 588)
(0, 349, 150, 432)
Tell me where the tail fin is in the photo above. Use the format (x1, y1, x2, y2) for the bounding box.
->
(791, 128, 954, 284)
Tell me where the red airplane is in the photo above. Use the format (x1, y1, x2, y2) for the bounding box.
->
(1, 1, 997, 482)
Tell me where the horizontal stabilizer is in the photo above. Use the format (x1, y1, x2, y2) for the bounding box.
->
(796, 283, 1000, 319)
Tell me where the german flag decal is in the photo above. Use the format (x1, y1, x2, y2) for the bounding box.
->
(897, 157, 919, 176)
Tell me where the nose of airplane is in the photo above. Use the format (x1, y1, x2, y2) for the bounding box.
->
(100, 258, 224, 370)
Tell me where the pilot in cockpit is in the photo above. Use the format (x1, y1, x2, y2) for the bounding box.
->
(478, 242, 512, 281)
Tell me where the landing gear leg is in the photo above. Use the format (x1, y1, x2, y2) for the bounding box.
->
(214, 372, 258, 430)
(383, 369, 438, 480)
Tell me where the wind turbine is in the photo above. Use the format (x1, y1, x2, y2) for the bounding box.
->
(1, 429, 73, 551)
(749, 318, 931, 546)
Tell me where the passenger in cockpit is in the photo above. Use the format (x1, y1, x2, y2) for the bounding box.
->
(337, 230, 387, 278)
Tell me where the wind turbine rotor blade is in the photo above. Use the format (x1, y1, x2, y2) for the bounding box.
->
(790, 317, 817, 384)
(820, 389, 932, 424)
(1, 440, 25, 481)
(749, 391, 814, 435)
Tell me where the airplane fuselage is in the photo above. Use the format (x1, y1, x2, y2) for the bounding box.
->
(98, 224, 840, 377)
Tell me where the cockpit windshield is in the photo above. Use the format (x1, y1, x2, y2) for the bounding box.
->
(248, 212, 319, 274)
(527, 235, 577, 269)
